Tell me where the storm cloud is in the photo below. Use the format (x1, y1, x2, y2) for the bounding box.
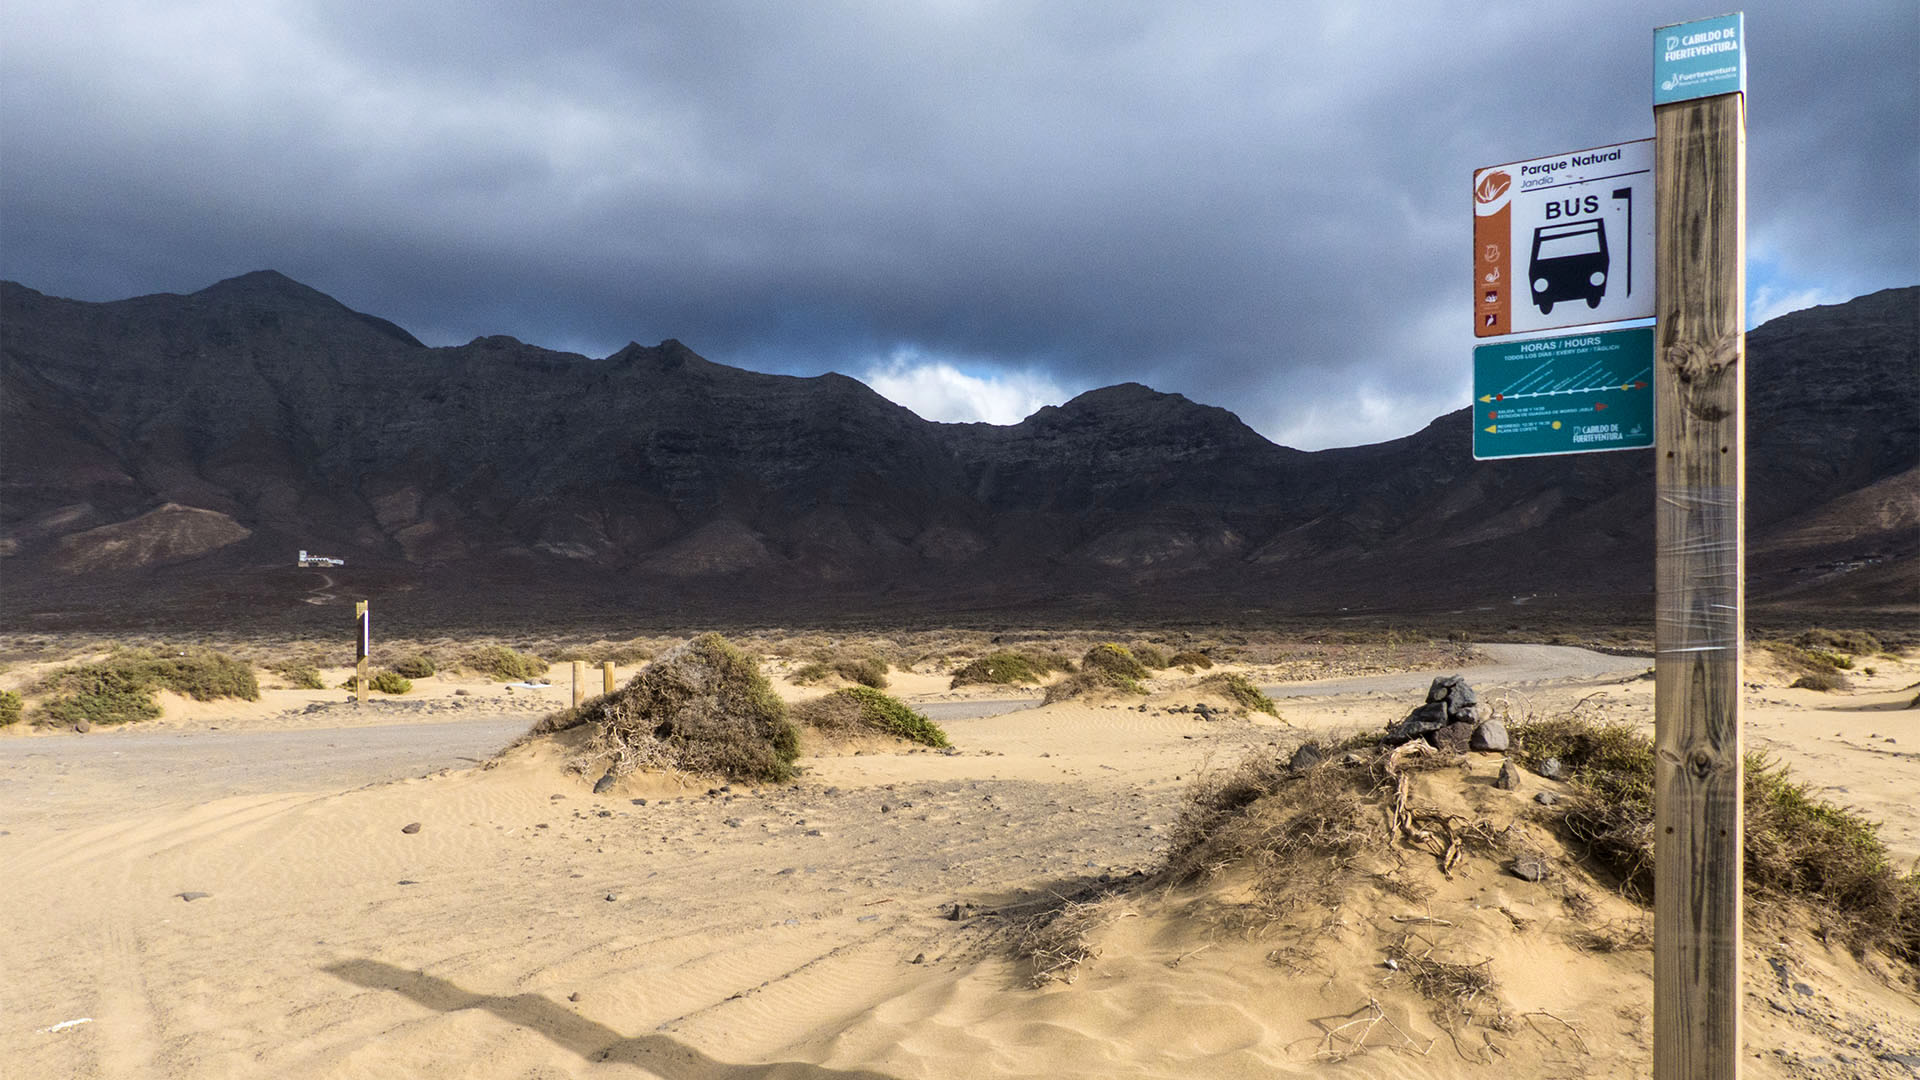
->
(4, 1, 1914, 448)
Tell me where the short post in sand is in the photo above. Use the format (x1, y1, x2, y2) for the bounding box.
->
(354, 600, 370, 706)
(602, 661, 616, 695)
(1651, 14, 1746, 1080)
(572, 660, 586, 708)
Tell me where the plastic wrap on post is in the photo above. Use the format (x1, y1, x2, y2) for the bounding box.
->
(1655, 484, 1740, 659)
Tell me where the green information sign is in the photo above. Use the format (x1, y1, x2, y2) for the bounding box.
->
(1472, 326, 1653, 459)
(1654, 12, 1745, 105)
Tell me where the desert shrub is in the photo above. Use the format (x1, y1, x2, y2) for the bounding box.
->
(1131, 644, 1171, 670)
(369, 670, 413, 694)
(950, 651, 1043, 687)
(32, 648, 258, 727)
(465, 645, 549, 682)
(1515, 715, 1919, 964)
(792, 661, 833, 685)
(391, 654, 436, 679)
(0, 690, 21, 727)
(1791, 672, 1843, 692)
(273, 662, 326, 690)
(792, 686, 949, 748)
(1168, 650, 1214, 671)
(1200, 672, 1279, 716)
(1081, 643, 1148, 680)
(1794, 628, 1883, 656)
(833, 656, 889, 689)
(537, 633, 798, 783)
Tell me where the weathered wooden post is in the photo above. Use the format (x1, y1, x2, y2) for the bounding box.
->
(354, 600, 370, 706)
(572, 660, 586, 708)
(1651, 14, 1746, 1080)
(602, 660, 616, 695)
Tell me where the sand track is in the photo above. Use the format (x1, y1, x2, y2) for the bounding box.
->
(3, 643, 1913, 1079)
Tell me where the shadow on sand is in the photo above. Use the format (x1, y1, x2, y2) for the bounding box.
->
(323, 958, 897, 1079)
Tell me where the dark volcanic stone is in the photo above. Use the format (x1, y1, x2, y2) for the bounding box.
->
(1535, 791, 1560, 806)
(1385, 702, 1450, 745)
(1538, 757, 1566, 781)
(592, 770, 617, 794)
(1288, 743, 1327, 771)
(1427, 675, 1463, 703)
(1471, 718, 1510, 752)
(1430, 721, 1477, 753)
(1496, 760, 1521, 790)
(401, 822, 421, 834)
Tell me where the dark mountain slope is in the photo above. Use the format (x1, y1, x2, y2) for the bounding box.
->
(2, 273, 1911, 630)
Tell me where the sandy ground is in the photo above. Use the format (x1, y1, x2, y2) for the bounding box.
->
(1, 644, 1915, 1078)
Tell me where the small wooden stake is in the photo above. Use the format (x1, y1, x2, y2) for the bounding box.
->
(602, 661, 616, 695)
(572, 660, 586, 708)
(1652, 87, 1745, 1080)
(354, 600, 369, 706)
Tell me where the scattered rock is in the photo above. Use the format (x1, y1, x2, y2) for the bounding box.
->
(176, 891, 211, 901)
(592, 770, 617, 794)
(1508, 856, 1549, 882)
(1534, 791, 1560, 806)
(911, 953, 926, 964)
(401, 822, 422, 834)
(1430, 721, 1476, 753)
(723, 817, 743, 828)
(631, 798, 647, 806)
(1496, 760, 1521, 790)
(1537, 757, 1566, 781)
(568, 992, 581, 1002)
(1288, 743, 1326, 772)
(605, 893, 620, 902)
(1470, 718, 1510, 752)
(72, 720, 91, 734)
(398, 880, 417, 885)
(1384, 702, 1449, 745)
(824, 786, 842, 797)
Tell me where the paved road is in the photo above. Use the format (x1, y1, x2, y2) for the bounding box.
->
(0, 644, 1644, 829)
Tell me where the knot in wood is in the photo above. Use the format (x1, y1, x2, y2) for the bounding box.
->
(1688, 747, 1716, 777)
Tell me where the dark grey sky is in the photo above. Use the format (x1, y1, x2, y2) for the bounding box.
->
(4, 2, 1915, 447)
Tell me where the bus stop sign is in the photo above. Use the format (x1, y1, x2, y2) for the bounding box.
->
(1473, 139, 1654, 337)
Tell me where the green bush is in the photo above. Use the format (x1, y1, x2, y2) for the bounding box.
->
(951, 651, 1044, 688)
(792, 661, 833, 685)
(1200, 672, 1279, 716)
(1131, 644, 1171, 670)
(465, 645, 549, 682)
(0, 690, 21, 727)
(793, 686, 949, 748)
(1792, 672, 1843, 692)
(391, 654, 436, 679)
(1168, 650, 1214, 672)
(273, 663, 325, 690)
(1513, 714, 1920, 966)
(370, 670, 413, 694)
(32, 647, 258, 727)
(1794, 628, 1883, 656)
(1081, 643, 1148, 681)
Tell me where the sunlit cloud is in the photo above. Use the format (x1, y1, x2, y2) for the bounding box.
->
(859, 349, 1075, 426)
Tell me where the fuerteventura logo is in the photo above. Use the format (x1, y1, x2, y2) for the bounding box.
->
(1474, 170, 1511, 204)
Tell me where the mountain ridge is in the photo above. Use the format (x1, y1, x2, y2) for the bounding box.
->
(2, 272, 1913, 630)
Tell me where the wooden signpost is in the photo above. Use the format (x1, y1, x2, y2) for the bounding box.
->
(354, 600, 370, 706)
(603, 661, 616, 695)
(572, 660, 586, 708)
(1472, 16, 1747, 1076)
(1651, 14, 1746, 1079)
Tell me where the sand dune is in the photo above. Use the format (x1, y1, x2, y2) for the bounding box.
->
(2, 645, 1915, 1078)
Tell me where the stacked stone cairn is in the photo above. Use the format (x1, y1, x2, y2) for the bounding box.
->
(1382, 675, 1508, 753)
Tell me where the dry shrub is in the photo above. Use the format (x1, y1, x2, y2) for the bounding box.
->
(33, 647, 258, 727)
(1013, 888, 1131, 986)
(1041, 644, 1151, 702)
(949, 650, 1069, 688)
(271, 662, 325, 689)
(1793, 628, 1883, 656)
(464, 645, 549, 681)
(790, 686, 948, 747)
(391, 654, 435, 679)
(1199, 671, 1279, 716)
(1130, 643, 1171, 669)
(1385, 932, 1498, 1021)
(535, 633, 798, 783)
(1168, 650, 1214, 671)
(1516, 715, 1920, 969)
(369, 670, 412, 694)
(1082, 643, 1148, 680)
(0, 689, 22, 727)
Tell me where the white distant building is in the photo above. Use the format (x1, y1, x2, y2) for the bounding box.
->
(297, 549, 345, 568)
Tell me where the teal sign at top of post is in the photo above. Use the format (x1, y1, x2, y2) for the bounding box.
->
(1654, 12, 1745, 105)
